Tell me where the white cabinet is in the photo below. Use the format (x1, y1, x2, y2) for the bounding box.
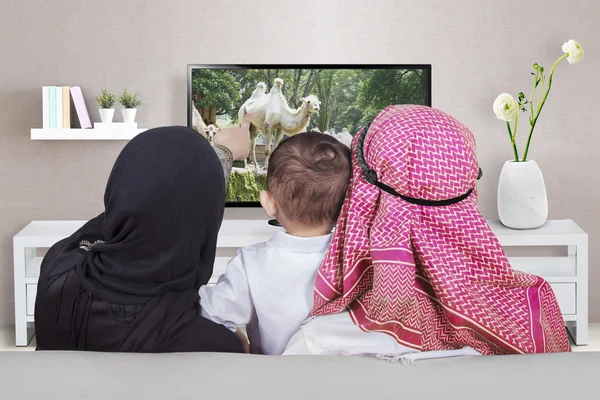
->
(26, 284, 37, 316)
(550, 283, 576, 315)
(487, 219, 588, 345)
(13, 219, 588, 347)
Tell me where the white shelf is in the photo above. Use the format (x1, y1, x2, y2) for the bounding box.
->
(31, 128, 146, 141)
(14, 220, 87, 248)
(507, 256, 576, 280)
(25, 257, 43, 284)
(489, 219, 587, 246)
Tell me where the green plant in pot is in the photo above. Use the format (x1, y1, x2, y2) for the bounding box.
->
(118, 90, 142, 123)
(493, 40, 584, 229)
(96, 88, 116, 123)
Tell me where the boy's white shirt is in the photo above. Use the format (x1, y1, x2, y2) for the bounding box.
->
(198, 231, 332, 355)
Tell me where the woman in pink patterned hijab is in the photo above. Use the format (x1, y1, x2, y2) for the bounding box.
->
(284, 105, 571, 361)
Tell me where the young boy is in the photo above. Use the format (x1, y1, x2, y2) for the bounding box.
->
(198, 132, 351, 355)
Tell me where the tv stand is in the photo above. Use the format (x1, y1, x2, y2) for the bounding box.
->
(12, 219, 588, 347)
(268, 219, 282, 227)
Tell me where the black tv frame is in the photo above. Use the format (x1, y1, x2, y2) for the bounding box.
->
(187, 64, 432, 207)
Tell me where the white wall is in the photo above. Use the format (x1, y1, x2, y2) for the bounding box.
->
(0, 0, 598, 323)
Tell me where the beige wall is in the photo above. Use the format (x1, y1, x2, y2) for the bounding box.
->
(0, 0, 598, 323)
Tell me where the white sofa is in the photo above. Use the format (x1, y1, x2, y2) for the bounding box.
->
(1, 351, 598, 399)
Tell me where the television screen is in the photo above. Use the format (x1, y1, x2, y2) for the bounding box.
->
(187, 65, 432, 207)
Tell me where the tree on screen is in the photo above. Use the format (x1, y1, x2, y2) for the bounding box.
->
(356, 69, 427, 124)
(191, 69, 241, 124)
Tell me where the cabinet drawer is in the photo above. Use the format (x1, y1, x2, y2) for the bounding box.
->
(550, 282, 576, 315)
(26, 284, 37, 316)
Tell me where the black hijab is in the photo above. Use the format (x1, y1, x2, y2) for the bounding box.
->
(36, 126, 241, 352)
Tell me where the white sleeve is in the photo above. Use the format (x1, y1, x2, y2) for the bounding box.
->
(198, 250, 253, 332)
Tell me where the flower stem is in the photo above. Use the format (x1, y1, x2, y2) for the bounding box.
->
(506, 121, 519, 162)
(537, 73, 546, 113)
(523, 53, 569, 161)
(529, 68, 539, 120)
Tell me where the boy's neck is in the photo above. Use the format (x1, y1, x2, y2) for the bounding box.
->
(280, 220, 333, 238)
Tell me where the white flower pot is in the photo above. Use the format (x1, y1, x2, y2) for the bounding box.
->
(121, 108, 137, 123)
(99, 108, 115, 123)
(497, 160, 548, 229)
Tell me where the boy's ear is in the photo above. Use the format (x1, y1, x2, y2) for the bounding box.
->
(259, 190, 278, 217)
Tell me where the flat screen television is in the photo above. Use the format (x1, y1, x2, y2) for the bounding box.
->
(187, 64, 432, 207)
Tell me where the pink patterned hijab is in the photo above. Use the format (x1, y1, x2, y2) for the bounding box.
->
(311, 105, 571, 355)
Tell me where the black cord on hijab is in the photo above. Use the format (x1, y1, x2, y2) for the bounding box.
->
(356, 121, 482, 206)
(35, 126, 243, 353)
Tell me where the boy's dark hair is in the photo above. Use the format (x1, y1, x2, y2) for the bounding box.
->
(267, 132, 351, 226)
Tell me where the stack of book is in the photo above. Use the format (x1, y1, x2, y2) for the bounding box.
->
(42, 86, 92, 129)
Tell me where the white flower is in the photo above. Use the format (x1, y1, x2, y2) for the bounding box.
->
(562, 40, 584, 64)
(493, 93, 519, 121)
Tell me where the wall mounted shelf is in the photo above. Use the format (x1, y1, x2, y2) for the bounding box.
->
(31, 126, 147, 141)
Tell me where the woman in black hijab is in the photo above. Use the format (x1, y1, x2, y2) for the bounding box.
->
(34, 115, 252, 352)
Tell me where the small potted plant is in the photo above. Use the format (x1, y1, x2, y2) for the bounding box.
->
(118, 90, 142, 123)
(96, 88, 116, 123)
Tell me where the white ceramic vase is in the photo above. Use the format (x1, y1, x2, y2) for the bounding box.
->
(497, 160, 548, 229)
(99, 108, 115, 123)
(121, 108, 137, 123)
